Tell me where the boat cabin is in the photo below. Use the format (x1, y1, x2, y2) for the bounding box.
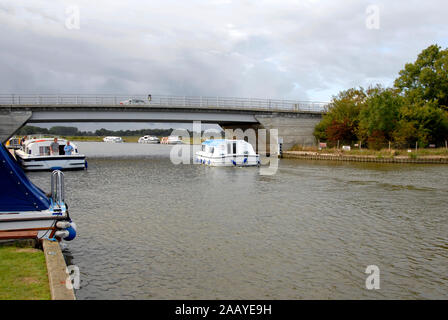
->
(196, 139, 259, 166)
(21, 139, 80, 156)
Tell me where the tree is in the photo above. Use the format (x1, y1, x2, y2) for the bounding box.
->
(395, 44, 448, 110)
(17, 126, 49, 135)
(358, 88, 403, 144)
(393, 99, 448, 147)
(313, 87, 367, 142)
(49, 126, 79, 136)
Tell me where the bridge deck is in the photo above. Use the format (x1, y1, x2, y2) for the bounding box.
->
(0, 94, 327, 113)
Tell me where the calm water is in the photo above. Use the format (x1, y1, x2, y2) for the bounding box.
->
(28, 142, 448, 299)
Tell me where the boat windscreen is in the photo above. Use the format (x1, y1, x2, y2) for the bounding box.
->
(0, 143, 50, 211)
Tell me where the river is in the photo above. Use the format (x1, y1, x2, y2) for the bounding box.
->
(27, 142, 448, 299)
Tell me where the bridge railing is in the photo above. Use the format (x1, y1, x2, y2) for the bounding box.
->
(0, 94, 328, 112)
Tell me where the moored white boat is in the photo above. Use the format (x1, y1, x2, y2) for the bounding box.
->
(166, 135, 183, 144)
(0, 144, 77, 242)
(138, 135, 160, 144)
(103, 136, 123, 143)
(15, 138, 86, 171)
(195, 139, 260, 167)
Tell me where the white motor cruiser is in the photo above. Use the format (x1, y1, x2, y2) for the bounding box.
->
(138, 135, 160, 144)
(167, 136, 183, 144)
(103, 136, 123, 143)
(15, 138, 87, 171)
(195, 139, 260, 167)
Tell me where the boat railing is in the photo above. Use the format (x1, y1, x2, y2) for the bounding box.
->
(51, 170, 65, 208)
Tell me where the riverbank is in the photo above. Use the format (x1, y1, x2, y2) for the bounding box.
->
(283, 149, 448, 164)
(0, 241, 51, 300)
(0, 239, 75, 300)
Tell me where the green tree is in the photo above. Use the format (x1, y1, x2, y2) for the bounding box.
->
(395, 44, 448, 110)
(314, 87, 367, 142)
(358, 88, 403, 146)
(393, 99, 448, 147)
(17, 126, 49, 135)
(49, 126, 79, 136)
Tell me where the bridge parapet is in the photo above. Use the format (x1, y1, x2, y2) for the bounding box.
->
(0, 94, 328, 113)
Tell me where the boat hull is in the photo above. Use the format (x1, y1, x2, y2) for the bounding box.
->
(195, 154, 260, 167)
(0, 207, 69, 239)
(15, 152, 86, 171)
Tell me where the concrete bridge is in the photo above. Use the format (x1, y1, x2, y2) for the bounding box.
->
(0, 94, 327, 150)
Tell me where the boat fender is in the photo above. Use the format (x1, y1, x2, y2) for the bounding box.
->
(85, 160, 88, 169)
(56, 221, 71, 229)
(243, 158, 248, 164)
(232, 160, 237, 166)
(64, 224, 77, 241)
(208, 160, 211, 165)
(55, 222, 77, 241)
(55, 230, 69, 239)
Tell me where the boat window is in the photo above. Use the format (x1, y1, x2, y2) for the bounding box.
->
(39, 146, 50, 156)
(210, 147, 214, 154)
(233, 142, 237, 154)
(227, 143, 231, 154)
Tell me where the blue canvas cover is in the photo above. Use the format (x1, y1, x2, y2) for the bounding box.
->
(0, 143, 50, 211)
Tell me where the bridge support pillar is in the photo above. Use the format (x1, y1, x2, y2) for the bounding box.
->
(254, 113, 322, 151)
(0, 110, 32, 143)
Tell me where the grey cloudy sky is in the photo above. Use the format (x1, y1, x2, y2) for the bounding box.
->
(1, 0, 447, 103)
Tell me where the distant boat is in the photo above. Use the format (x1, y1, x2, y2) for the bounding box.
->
(165, 136, 183, 144)
(103, 136, 123, 143)
(195, 139, 260, 167)
(138, 135, 160, 144)
(15, 138, 87, 171)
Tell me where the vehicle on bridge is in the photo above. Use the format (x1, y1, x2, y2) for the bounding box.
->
(138, 135, 160, 144)
(0, 144, 77, 242)
(103, 136, 123, 143)
(195, 139, 260, 167)
(119, 98, 147, 105)
(15, 138, 87, 171)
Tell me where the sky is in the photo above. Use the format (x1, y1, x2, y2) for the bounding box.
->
(1, 0, 447, 130)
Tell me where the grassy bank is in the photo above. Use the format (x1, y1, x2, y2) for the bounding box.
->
(0, 242, 51, 300)
(289, 145, 448, 159)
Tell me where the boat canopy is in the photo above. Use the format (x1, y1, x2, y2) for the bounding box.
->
(202, 139, 227, 147)
(0, 143, 50, 211)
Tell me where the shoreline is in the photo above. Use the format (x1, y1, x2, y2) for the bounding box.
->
(282, 151, 448, 164)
